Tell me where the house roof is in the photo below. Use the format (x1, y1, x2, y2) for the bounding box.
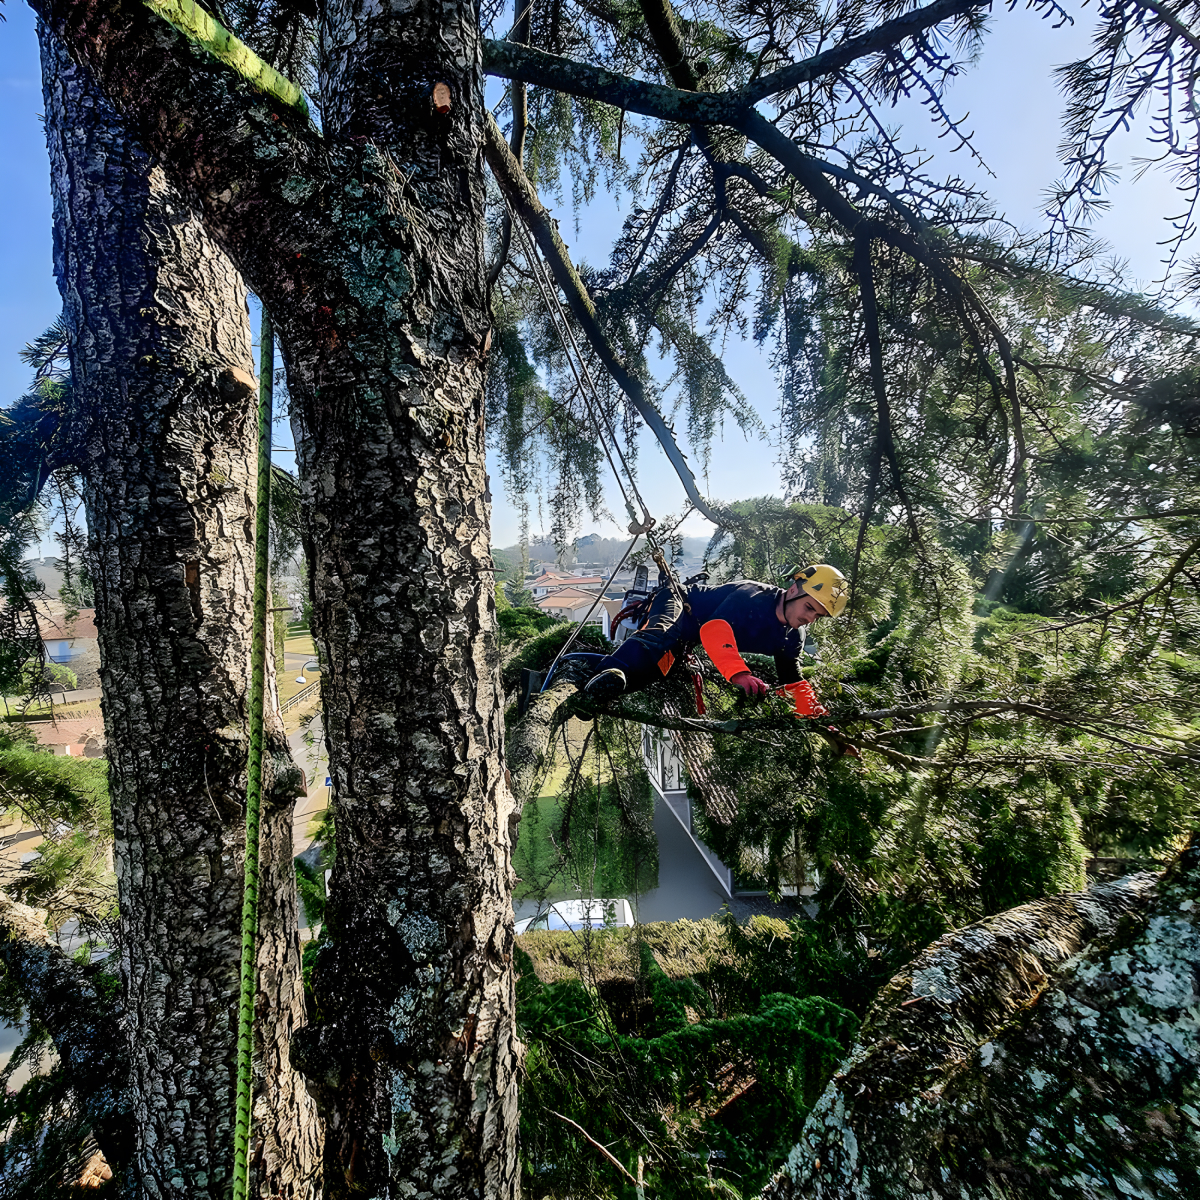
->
(533, 572, 605, 587)
(26, 717, 105, 751)
(537, 587, 602, 604)
(537, 596, 595, 612)
(38, 608, 99, 641)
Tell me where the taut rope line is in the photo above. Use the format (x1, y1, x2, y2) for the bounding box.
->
(232, 307, 274, 1200)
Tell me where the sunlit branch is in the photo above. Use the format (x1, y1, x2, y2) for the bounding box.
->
(1024, 534, 1200, 632)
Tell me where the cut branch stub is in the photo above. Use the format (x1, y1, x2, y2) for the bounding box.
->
(432, 82, 452, 114)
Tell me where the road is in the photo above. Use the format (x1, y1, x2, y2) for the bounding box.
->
(288, 712, 329, 858)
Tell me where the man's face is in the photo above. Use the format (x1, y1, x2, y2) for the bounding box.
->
(783, 584, 830, 628)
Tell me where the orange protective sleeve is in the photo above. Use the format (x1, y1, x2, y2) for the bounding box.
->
(700, 620, 751, 682)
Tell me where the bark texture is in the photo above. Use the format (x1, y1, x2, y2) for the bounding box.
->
(32, 0, 523, 1190)
(764, 859, 1200, 1199)
(287, 5, 521, 1194)
(39, 30, 319, 1198)
(0, 890, 131, 1171)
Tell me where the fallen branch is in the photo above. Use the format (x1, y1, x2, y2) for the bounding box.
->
(547, 1108, 646, 1191)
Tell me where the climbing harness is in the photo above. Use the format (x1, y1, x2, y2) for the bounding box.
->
(232, 309, 273, 1200)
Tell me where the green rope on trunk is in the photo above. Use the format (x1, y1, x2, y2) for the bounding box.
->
(142, 0, 309, 116)
(232, 307, 273, 1200)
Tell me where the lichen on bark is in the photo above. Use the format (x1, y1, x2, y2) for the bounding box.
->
(38, 27, 319, 1197)
(764, 843, 1200, 1199)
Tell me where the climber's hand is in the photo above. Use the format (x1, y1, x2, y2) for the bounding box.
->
(730, 672, 770, 700)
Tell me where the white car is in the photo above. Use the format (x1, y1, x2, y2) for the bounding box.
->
(515, 898, 635, 934)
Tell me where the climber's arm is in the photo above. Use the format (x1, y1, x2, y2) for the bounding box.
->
(699, 620, 769, 699)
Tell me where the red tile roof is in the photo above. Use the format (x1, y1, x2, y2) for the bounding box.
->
(27, 717, 105, 752)
(37, 608, 99, 641)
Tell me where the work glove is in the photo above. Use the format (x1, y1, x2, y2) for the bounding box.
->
(730, 671, 771, 700)
(779, 679, 828, 718)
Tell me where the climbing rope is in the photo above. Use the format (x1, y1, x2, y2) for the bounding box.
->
(541, 531, 642, 690)
(232, 308, 273, 1200)
(503, 197, 655, 536)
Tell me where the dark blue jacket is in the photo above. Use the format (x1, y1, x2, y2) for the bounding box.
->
(684, 581, 807, 683)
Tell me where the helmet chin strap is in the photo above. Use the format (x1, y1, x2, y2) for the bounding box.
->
(782, 590, 808, 622)
(783, 589, 825, 624)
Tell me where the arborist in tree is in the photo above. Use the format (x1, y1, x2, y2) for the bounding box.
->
(583, 563, 849, 714)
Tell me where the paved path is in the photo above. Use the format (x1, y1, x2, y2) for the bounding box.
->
(288, 716, 329, 857)
(514, 796, 733, 926)
(636, 796, 731, 922)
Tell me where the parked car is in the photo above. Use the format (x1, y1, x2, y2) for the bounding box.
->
(515, 898, 635, 934)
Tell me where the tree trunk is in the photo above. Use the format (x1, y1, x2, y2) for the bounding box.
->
(764, 858, 1200, 1198)
(30, 0, 523, 1188)
(286, 5, 522, 1194)
(39, 29, 320, 1198)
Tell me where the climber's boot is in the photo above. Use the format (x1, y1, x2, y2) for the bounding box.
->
(584, 668, 627, 703)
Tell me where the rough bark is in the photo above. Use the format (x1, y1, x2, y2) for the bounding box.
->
(285, 5, 520, 1194)
(506, 679, 575, 825)
(32, 0, 524, 1189)
(764, 858, 1200, 1198)
(0, 890, 132, 1171)
(39, 30, 319, 1198)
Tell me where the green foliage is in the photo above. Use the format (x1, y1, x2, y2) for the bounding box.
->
(295, 855, 326, 930)
(516, 927, 858, 1198)
(500, 618, 608, 691)
(0, 717, 121, 1199)
(622, 497, 1196, 1015)
(497, 604, 559, 650)
(0, 721, 114, 936)
(269, 463, 304, 577)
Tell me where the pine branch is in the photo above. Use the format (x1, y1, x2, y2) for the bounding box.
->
(0, 890, 132, 1171)
(482, 111, 725, 526)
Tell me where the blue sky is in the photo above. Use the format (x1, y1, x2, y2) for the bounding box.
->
(1, 2, 1186, 550)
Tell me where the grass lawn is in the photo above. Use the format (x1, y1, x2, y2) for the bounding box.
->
(513, 717, 659, 904)
(3, 695, 102, 719)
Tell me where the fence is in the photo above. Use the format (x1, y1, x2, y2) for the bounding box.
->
(281, 679, 321, 714)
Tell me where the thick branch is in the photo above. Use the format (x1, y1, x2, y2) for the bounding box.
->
(30, 0, 325, 309)
(483, 112, 724, 525)
(0, 891, 132, 1171)
(744, 0, 989, 103)
(484, 0, 989, 110)
(854, 234, 918, 536)
(482, 39, 741, 122)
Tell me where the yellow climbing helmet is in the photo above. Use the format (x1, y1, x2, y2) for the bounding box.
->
(781, 563, 850, 618)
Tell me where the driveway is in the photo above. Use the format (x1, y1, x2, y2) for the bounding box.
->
(635, 795, 731, 922)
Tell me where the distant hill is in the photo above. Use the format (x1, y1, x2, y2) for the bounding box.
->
(496, 531, 715, 572)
